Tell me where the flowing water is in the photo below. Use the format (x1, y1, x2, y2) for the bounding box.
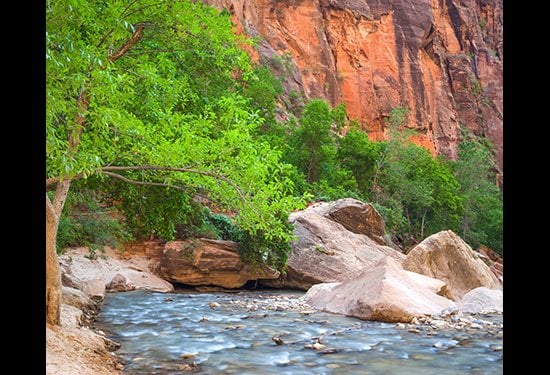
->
(95, 290, 503, 374)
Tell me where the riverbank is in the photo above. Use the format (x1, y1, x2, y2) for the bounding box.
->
(46, 299, 123, 375)
(46, 246, 174, 375)
(47, 247, 502, 374)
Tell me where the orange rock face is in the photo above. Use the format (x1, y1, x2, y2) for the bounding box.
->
(160, 239, 280, 289)
(205, 0, 503, 170)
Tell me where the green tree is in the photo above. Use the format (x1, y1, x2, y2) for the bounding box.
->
(46, 0, 305, 325)
(337, 123, 383, 198)
(370, 107, 462, 245)
(454, 131, 503, 253)
(285, 100, 349, 183)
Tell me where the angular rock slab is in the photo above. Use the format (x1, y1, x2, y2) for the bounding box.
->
(305, 257, 456, 323)
(403, 230, 502, 301)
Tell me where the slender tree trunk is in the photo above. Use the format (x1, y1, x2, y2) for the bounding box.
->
(46, 180, 71, 326)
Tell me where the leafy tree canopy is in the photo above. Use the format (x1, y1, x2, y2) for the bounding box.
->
(47, 0, 306, 269)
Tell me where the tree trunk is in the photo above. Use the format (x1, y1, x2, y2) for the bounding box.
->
(46, 196, 62, 325)
(46, 180, 72, 326)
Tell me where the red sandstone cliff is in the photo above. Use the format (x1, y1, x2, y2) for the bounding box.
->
(205, 0, 503, 171)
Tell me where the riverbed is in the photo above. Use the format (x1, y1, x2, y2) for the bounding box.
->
(95, 290, 503, 374)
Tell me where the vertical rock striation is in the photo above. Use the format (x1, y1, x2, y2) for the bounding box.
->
(205, 0, 503, 170)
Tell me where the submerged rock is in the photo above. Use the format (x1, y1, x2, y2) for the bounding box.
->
(403, 230, 502, 301)
(304, 257, 456, 323)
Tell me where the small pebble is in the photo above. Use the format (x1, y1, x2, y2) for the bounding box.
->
(272, 336, 284, 345)
(209, 302, 220, 308)
(312, 342, 326, 350)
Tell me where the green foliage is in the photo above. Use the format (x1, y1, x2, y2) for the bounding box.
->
(387, 106, 411, 129)
(337, 125, 383, 197)
(454, 130, 503, 254)
(56, 187, 133, 253)
(206, 213, 242, 242)
(286, 99, 341, 183)
(236, 216, 294, 272)
(47, 0, 307, 270)
(471, 77, 483, 98)
(371, 140, 462, 243)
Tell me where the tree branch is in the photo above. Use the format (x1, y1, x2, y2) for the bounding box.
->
(101, 165, 248, 202)
(102, 171, 192, 192)
(101, 171, 212, 203)
(109, 24, 145, 63)
(47, 165, 248, 204)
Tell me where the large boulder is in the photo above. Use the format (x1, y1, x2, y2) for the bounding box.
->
(403, 230, 502, 301)
(458, 287, 503, 314)
(261, 200, 405, 290)
(308, 198, 387, 245)
(304, 257, 456, 323)
(159, 239, 279, 289)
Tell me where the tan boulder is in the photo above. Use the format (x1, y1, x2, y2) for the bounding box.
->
(105, 273, 135, 293)
(159, 239, 279, 289)
(309, 198, 387, 245)
(304, 257, 456, 323)
(261, 202, 405, 290)
(61, 286, 97, 313)
(403, 230, 502, 301)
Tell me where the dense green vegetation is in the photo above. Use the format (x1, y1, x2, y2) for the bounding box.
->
(266, 101, 502, 254)
(48, 0, 502, 268)
(46, 0, 306, 270)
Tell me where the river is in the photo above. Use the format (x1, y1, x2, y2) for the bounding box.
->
(95, 289, 503, 374)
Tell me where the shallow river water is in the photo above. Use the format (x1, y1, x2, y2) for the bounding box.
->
(95, 290, 503, 374)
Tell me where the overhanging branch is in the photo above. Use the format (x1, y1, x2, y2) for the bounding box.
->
(102, 171, 191, 192)
(101, 165, 248, 202)
(46, 165, 248, 202)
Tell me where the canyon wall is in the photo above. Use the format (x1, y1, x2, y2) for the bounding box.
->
(205, 0, 503, 170)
